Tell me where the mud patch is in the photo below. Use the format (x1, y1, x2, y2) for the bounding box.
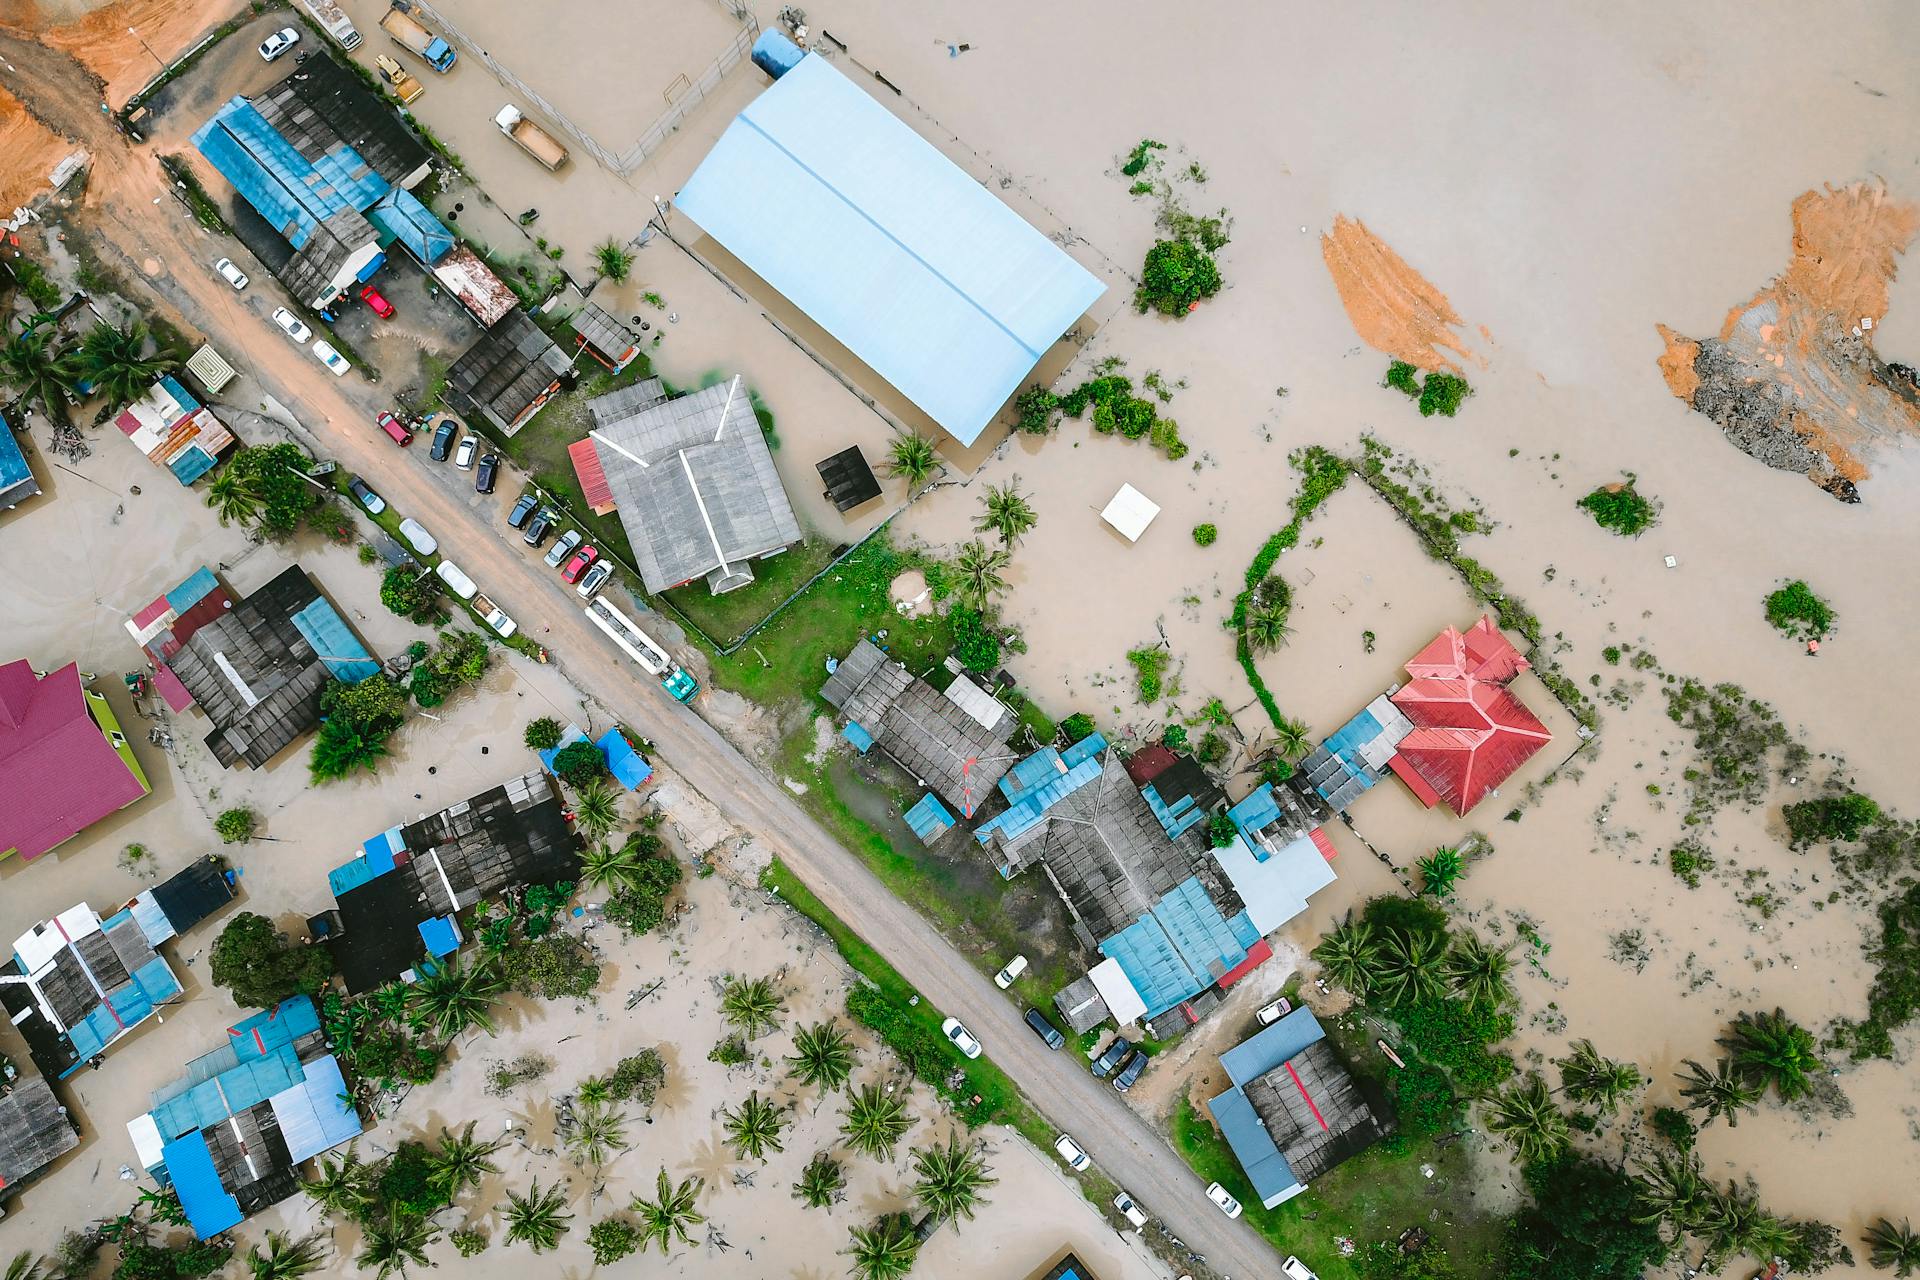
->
(1320, 214, 1481, 372)
(0, 84, 72, 210)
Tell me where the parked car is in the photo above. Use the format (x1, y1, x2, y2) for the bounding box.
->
(993, 955, 1028, 990)
(544, 528, 583, 569)
(453, 436, 477, 469)
(561, 545, 598, 584)
(271, 307, 311, 344)
(475, 453, 499, 494)
(506, 493, 539, 528)
(575, 560, 613, 598)
(348, 478, 385, 515)
(1090, 1037, 1133, 1079)
(257, 27, 300, 61)
(940, 1017, 982, 1060)
(428, 420, 457, 461)
(1024, 1008, 1065, 1050)
(397, 517, 437, 556)
(1282, 1258, 1321, 1280)
(1111, 1048, 1148, 1093)
(359, 284, 395, 318)
(1053, 1134, 1091, 1172)
(214, 257, 248, 289)
(434, 560, 478, 601)
(312, 340, 351, 376)
(1256, 996, 1294, 1027)
(1205, 1182, 1244, 1219)
(1112, 1191, 1148, 1230)
(521, 507, 556, 547)
(376, 411, 413, 446)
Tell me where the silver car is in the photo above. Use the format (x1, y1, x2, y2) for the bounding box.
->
(397, 517, 437, 556)
(544, 528, 582, 569)
(271, 307, 311, 344)
(575, 560, 614, 598)
(215, 257, 249, 290)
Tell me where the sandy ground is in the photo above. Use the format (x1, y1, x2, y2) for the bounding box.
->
(0, 83, 71, 210)
(1321, 215, 1483, 373)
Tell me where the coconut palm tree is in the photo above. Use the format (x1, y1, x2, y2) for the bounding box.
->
(504, 1180, 574, 1253)
(792, 1151, 847, 1210)
(1271, 716, 1312, 763)
(1554, 1039, 1641, 1110)
(1676, 1058, 1762, 1128)
(571, 778, 621, 845)
(565, 1097, 629, 1169)
(355, 1215, 436, 1279)
(0, 322, 78, 423)
(4, 1253, 42, 1280)
(723, 1090, 786, 1161)
(975, 480, 1038, 547)
(245, 1231, 327, 1280)
(787, 1021, 856, 1092)
(885, 432, 940, 492)
(721, 975, 786, 1039)
(630, 1168, 704, 1255)
(427, 1121, 507, 1199)
(1445, 932, 1514, 1009)
(73, 320, 175, 405)
(1693, 1181, 1777, 1266)
(1481, 1074, 1568, 1165)
(1243, 598, 1292, 654)
(845, 1216, 920, 1280)
(579, 836, 658, 895)
(841, 1083, 913, 1160)
(204, 466, 266, 528)
(1632, 1148, 1710, 1233)
(408, 956, 504, 1042)
(1310, 915, 1379, 997)
(304, 1149, 373, 1219)
(1372, 926, 1450, 1007)
(951, 539, 1012, 612)
(1720, 1007, 1821, 1100)
(592, 239, 633, 284)
(909, 1135, 997, 1231)
(1415, 847, 1464, 898)
(1865, 1218, 1920, 1276)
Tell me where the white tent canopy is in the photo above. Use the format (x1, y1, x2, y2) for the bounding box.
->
(1100, 483, 1160, 542)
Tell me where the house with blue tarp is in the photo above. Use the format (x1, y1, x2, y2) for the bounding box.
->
(0, 903, 186, 1080)
(903, 793, 956, 845)
(112, 374, 235, 486)
(536, 723, 654, 791)
(1297, 693, 1413, 812)
(0, 410, 42, 511)
(126, 996, 362, 1238)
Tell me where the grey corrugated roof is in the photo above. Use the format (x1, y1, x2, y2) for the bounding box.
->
(820, 638, 891, 711)
(572, 303, 639, 363)
(586, 377, 667, 428)
(0, 1073, 78, 1196)
(446, 311, 570, 433)
(255, 54, 427, 187)
(1242, 1038, 1386, 1185)
(277, 208, 371, 303)
(590, 378, 802, 592)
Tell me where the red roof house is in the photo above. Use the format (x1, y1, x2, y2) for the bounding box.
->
(567, 437, 617, 516)
(1403, 615, 1530, 684)
(0, 660, 152, 862)
(1388, 617, 1550, 815)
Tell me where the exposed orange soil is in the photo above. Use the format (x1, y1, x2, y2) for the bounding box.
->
(1654, 324, 1701, 401)
(1319, 214, 1480, 372)
(36, 0, 242, 109)
(0, 84, 70, 211)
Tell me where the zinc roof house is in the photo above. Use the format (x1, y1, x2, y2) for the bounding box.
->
(584, 376, 802, 594)
(674, 33, 1104, 447)
(0, 903, 185, 1079)
(1389, 616, 1552, 815)
(0, 659, 150, 863)
(445, 309, 572, 436)
(127, 996, 360, 1239)
(822, 639, 1017, 819)
(1207, 1007, 1387, 1208)
(0, 411, 41, 510)
(0, 1066, 79, 1200)
(113, 374, 235, 486)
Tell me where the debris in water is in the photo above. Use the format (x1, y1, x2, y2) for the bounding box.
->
(1320, 214, 1482, 372)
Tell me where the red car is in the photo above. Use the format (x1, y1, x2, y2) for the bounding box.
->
(376, 411, 413, 446)
(359, 284, 395, 318)
(561, 544, 598, 584)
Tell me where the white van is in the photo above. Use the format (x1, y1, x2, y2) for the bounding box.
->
(434, 560, 478, 601)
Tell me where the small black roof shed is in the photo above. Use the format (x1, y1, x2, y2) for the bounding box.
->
(816, 445, 881, 512)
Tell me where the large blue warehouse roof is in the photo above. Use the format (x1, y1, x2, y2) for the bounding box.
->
(675, 52, 1105, 446)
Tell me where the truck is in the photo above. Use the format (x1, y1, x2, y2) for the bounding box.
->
(471, 592, 518, 639)
(583, 597, 699, 702)
(380, 3, 456, 73)
(373, 54, 423, 105)
(299, 0, 361, 50)
(494, 105, 569, 171)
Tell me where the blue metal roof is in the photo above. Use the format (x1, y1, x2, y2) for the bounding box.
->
(192, 99, 387, 249)
(1212, 831, 1337, 934)
(368, 187, 454, 265)
(976, 737, 1107, 853)
(675, 53, 1105, 445)
(904, 793, 955, 844)
(328, 826, 404, 896)
(1142, 779, 1207, 840)
(1227, 783, 1281, 843)
(64, 950, 182, 1067)
(163, 1131, 244, 1239)
(0, 416, 36, 501)
(418, 916, 461, 957)
(1208, 1085, 1301, 1207)
(595, 728, 654, 791)
(148, 1046, 303, 1139)
(1220, 1007, 1327, 1087)
(157, 375, 200, 415)
(164, 565, 220, 613)
(842, 721, 875, 752)
(168, 444, 218, 485)
(291, 597, 378, 684)
(1097, 877, 1252, 1019)
(270, 1054, 361, 1164)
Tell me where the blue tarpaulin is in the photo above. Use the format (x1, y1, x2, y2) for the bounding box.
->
(163, 1131, 244, 1239)
(367, 187, 455, 265)
(841, 721, 874, 753)
(595, 728, 653, 791)
(903, 793, 955, 844)
(291, 597, 378, 684)
(328, 827, 404, 896)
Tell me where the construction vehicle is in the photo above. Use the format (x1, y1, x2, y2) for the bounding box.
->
(373, 54, 423, 104)
(380, 3, 456, 72)
(299, 0, 361, 50)
(583, 597, 699, 702)
(494, 104, 569, 170)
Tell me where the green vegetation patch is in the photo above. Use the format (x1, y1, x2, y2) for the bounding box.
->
(1126, 645, 1171, 702)
(662, 537, 841, 648)
(1782, 791, 1880, 848)
(1576, 477, 1659, 536)
(1380, 360, 1473, 417)
(1763, 579, 1835, 641)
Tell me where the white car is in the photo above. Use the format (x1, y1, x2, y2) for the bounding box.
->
(397, 517, 437, 556)
(1112, 1190, 1148, 1229)
(258, 27, 300, 61)
(575, 560, 614, 598)
(1256, 996, 1294, 1027)
(434, 560, 478, 601)
(271, 307, 312, 344)
(993, 955, 1028, 990)
(454, 436, 477, 469)
(1053, 1134, 1090, 1172)
(1282, 1258, 1320, 1280)
(1205, 1181, 1244, 1219)
(940, 1017, 982, 1060)
(215, 257, 248, 289)
(312, 340, 351, 376)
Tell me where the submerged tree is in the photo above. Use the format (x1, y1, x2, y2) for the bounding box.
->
(885, 432, 940, 492)
(504, 1180, 574, 1254)
(565, 1098, 630, 1169)
(1555, 1039, 1642, 1111)
(304, 1148, 374, 1219)
(592, 239, 633, 284)
(1632, 1148, 1710, 1235)
(1481, 1073, 1569, 1165)
(204, 467, 266, 528)
(427, 1121, 506, 1200)
(909, 1135, 997, 1231)
(1676, 1057, 1762, 1128)
(571, 777, 621, 845)
(1415, 847, 1464, 898)
(244, 1231, 328, 1280)
(73, 320, 175, 405)
(951, 539, 1012, 612)
(1445, 931, 1514, 1009)
(841, 1084, 913, 1160)
(1310, 915, 1379, 996)
(408, 956, 505, 1042)
(786, 1021, 856, 1092)
(1372, 925, 1450, 1006)
(723, 1091, 787, 1161)
(0, 322, 78, 423)
(630, 1168, 705, 1256)
(355, 1215, 436, 1279)
(975, 480, 1038, 547)
(793, 1151, 847, 1210)
(1720, 1008, 1821, 1100)
(845, 1216, 919, 1280)
(1865, 1218, 1920, 1277)
(721, 975, 786, 1039)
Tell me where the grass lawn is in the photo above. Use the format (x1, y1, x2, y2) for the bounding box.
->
(662, 535, 842, 648)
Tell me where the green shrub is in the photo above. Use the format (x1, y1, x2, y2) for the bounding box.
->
(1650, 1105, 1695, 1150)
(1161, 723, 1189, 751)
(1205, 811, 1237, 848)
(1384, 361, 1422, 396)
(1503, 1156, 1668, 1280)
(224, 443, 323, 538)
(1197, 730, 1228, 765)
(1577, 479, 1659, 536)
(213, 807, 256, 844)
(949, 605, 1001, 673)
(1135, 239, 1222, 316)
(708, 1033, 750, 1066)
(551, 739, 606, 788)
(1127, 645, 1170, 702)
(1391, 994, 1516, 1097)
(524, 717, 563, 751)
(450, 1229, 488, 1258)
(1782, 792, 1880, 848)
(509, 934, 600, 1001)
(1417, 372, 1471, 417)
(605, 1049, 666, 1106)
(846, 986, 1004, 1125)
(1667, 839, 1715, 888)
(1192, 522, 1218, 546)
(1013, 384, 1059, 435)
(587, 1218, 639, 1266)
(1601, 646, 1622, 665)
(1763, 579, 1834, 640)
(1119, 138, 1165, 177)
(1390, 1061, 1460, 1138)
(208, 912, 333, 1010)
(1060, 713, 1096, 744)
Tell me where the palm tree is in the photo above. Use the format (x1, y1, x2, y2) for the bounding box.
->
(951, 539, 1012, 611)
(1720, 1008, 1821, 1100)
(355, 1215, 436, 1279)
(565, 1097, 629, 1168)
(1554, 1039, 1641, 1110)
(4, 1253, 42, 1280)
(1632, 1148, 1710, 1233)
(571, 778, 621, 844)
(1676, 1058, 1762, 1128)
(793, 1151, 846, 1210)
(723, 1090, 786, 1161)
(1310, 915, 1379, 996)
(408, 955, 504, 1041)
(504, 1180, 574, 1253)
(1445, 932, 1514, 1009)
(204, 467, 265, 528)
(841, 1084, 913, 1160)
(909, 1135, 997, 1230)
(579, 836, 655, 895)
(721, 975, 786, 1038)
(1865, 1218, 1920, 1276)
(309, 720, 390, 782)
(885, 432, 940, 492)
(1243, 598, 1292, 653)
(73, 320, 175, 405)
(0, 322, 78, 422)
(1415, 847, 1464, 898)
(593, 239, 633, 284)
(1481, 1074, 1569, 1165)
(787, 1021, 856, 1092)
(1372, 926, 1450, 1006)
(1271, 716, 1312, 763)
(1693, 1181, 1777, 1266)
(428, 1121, 506, 1199)
(845, 1216, 920, 1280)
(304, 1149, 372, 1219)
(245, 1231, 327, 1280)
(975, 480, 1038, 546)
(631, 1168, 705, 1255)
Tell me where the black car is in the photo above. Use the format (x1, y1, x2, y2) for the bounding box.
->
(1111, 1048, 1148, 1093)
(475, 453, 499, 494)
(507, 493, 539, 529)
(429, 419, 457, 461)
(348, 477, 385, 515)
(522, 507, 556, 547)
(1091, 1037, 1133, 1079)
(1024, 1009, 1065, 1051)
